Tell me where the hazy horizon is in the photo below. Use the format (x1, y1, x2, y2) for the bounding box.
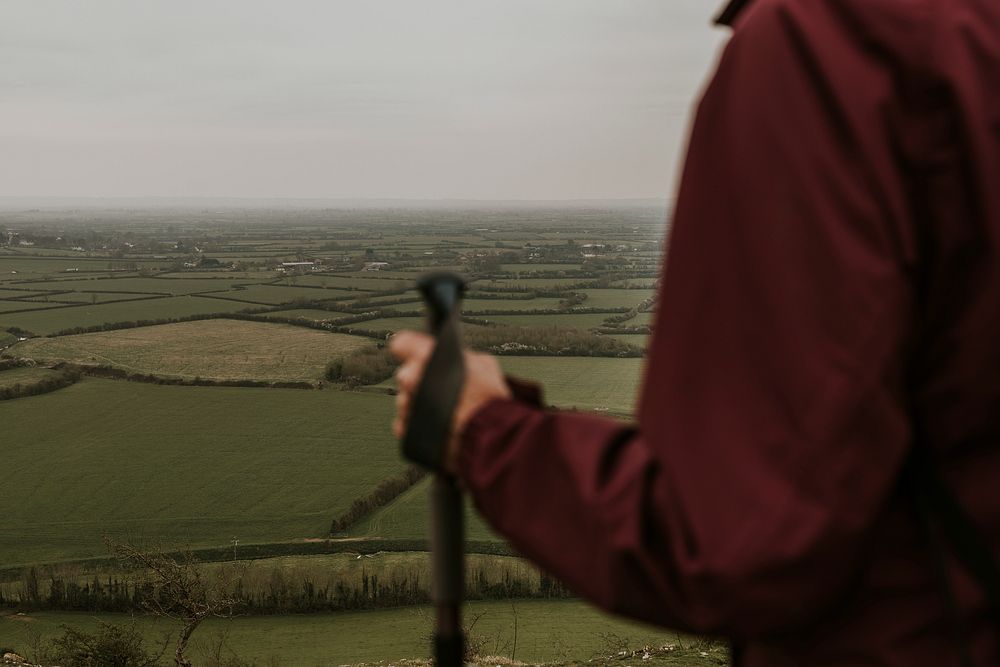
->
(0, 195, 670, 210)
(2, 2, 728, 201)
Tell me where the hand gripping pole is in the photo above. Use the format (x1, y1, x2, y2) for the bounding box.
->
(402, 271, 466, 667)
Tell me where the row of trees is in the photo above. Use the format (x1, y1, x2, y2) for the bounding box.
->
(74, 364, 315, 390)
(5, 560, 571, 617)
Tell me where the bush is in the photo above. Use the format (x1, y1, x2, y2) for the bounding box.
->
(42, 622, 164, 667)
(325, 345, 397, 386)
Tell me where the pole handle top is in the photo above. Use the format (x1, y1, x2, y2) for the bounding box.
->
(417, 272, 466, 334)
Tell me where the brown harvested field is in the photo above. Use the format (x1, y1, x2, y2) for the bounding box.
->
(10, 319, 373, 383)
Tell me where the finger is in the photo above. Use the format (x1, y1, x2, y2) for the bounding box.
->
(389, 330, 434, 362)
(395, 361, 423, 394)
(395, 388, 409, 417)
(393, 387, 411, 439)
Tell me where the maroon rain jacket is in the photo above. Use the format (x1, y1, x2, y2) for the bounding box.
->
(457, 0, 1000, 664)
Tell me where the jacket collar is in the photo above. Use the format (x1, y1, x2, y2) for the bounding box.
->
(715, 0, 752, 25)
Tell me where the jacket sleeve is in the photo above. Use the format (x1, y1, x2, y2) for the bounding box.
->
(458, 0, 921, 638)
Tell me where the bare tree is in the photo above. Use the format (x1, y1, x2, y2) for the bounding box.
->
(108, 540, 247, 667)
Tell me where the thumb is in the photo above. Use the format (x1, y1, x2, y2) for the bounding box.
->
(389, 330, 435, 362)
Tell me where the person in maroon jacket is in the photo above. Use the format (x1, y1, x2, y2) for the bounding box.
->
(392, 0, 1000, 664)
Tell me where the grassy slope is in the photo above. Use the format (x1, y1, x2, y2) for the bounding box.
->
(10, 320, 370, 382)
(0, 600, 686, 665)
(0, 379, 404, 565)
(0, 296, 255, 335)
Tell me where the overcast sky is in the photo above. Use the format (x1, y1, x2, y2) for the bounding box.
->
(1, 2, 729, 201)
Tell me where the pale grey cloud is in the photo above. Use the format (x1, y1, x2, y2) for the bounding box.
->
(0, 1, 728, 200)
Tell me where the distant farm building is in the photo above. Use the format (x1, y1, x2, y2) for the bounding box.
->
(278, 261, 319, 273)
(363, 262, 390, 271)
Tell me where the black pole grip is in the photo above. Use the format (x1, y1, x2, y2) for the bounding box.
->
(402, 272, 466, 470)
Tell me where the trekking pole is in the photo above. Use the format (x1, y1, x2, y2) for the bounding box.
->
(401, 271, 467, 667)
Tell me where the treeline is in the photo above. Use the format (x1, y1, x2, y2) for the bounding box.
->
(329, 466, 425, 533)
(596, 325, 651, 335)
(4, 561, 572, 615)
(0, 367, 80, 401)
(71, 364, 316, 390)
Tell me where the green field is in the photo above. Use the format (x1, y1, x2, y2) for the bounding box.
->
(499, 356, 644, 415)
(263, 308, 355, 322)
(0, 300, 55, 313)
(374, 355, 643, 415)
(0, 257, 168, 280)
(294, 275, 409, 291)
(499, 263, 582, 273)
(0, 378, 404, 565)
(351, 290, 422, 305)
(0, 296, 256, 335)
(0, 366, 61, 389)
(0, 600, 684, 665)
(14, 277, 257, 295)
(19, 291, 159, 304)
(482, 313, 614, 329)
(10, 320, 370, 383)
(347, 316, 424, 332)
(0, 330, 16, 347)
(0, 289, 48, 298)
(157, 271, 279, 280)
(578, 289, 656, 309)
(217, 284, 356, 305)
(460, 297, 566, 312)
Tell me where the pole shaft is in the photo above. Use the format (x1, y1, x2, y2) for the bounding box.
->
(432, 475, 464, 666)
